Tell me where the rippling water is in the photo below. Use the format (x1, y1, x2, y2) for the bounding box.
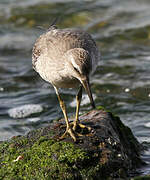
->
(0, 0, 150, 175)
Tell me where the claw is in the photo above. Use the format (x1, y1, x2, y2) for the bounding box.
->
(59, 122, 92, 141)
(59, 127, 77, 142)
(73, 122, 91, 132)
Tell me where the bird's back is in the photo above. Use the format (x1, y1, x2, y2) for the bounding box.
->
(32, 26, 100, 74)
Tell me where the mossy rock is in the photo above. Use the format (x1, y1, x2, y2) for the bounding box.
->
(0, 109, 143, 179)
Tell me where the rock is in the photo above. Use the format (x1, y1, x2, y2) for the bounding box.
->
(0, 109, 144, 179)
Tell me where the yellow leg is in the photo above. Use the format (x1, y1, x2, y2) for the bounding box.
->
(73, 86, 82, 131)
(54, 87, 76, 142)
(73, 86, 91, 133)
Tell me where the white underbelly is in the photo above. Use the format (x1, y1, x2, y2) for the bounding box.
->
(52, 77, 80, 88)
(36, 64, 80, 88)
(35, 56, 80, 88)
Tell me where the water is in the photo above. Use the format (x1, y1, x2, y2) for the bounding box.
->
(0, 0, 150, 175)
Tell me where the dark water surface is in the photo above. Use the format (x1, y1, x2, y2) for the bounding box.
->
(0, 0, 150, 175)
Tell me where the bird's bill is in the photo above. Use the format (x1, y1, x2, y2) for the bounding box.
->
(81, 77, 96, 109)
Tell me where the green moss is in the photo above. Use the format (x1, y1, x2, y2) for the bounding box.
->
(0, 135, 91, 179)
(133, 176, 150, 180)
(0, 134, 107, 179)
(96, 106, 115, 116)
(96, 105, 111, 113)
(0, 141, 9, 153)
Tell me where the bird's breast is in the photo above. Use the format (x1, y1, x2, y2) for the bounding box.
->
(35, 57, 80, 88)
(51, 75, 80, 88)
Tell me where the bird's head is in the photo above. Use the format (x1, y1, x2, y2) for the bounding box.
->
(66, 48, 95, 108)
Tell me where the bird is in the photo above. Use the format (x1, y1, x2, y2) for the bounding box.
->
(32, 25, 100, 141)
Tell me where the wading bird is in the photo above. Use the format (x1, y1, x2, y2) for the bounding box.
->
(32, 25, 100, 141)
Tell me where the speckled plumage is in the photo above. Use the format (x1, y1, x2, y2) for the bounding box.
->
(32, 26, 100, 88)
(32, 25, 100, 141)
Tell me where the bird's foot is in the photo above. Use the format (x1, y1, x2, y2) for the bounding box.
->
(72, 122, 91, 134)
(59, 122, 91, 141)
(59, 127, 77, 142)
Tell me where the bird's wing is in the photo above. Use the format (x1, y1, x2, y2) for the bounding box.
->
(32, 28, 100, 72)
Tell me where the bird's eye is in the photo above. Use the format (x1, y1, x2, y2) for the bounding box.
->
(73, 67, 80, 73)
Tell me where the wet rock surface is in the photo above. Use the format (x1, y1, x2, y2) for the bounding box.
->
(0, 109, 143, 179)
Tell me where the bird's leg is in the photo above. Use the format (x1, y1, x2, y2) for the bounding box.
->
(73, 86, 91, 132)
(54, 87, 76, 142)
(73, 86, 82, 131)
